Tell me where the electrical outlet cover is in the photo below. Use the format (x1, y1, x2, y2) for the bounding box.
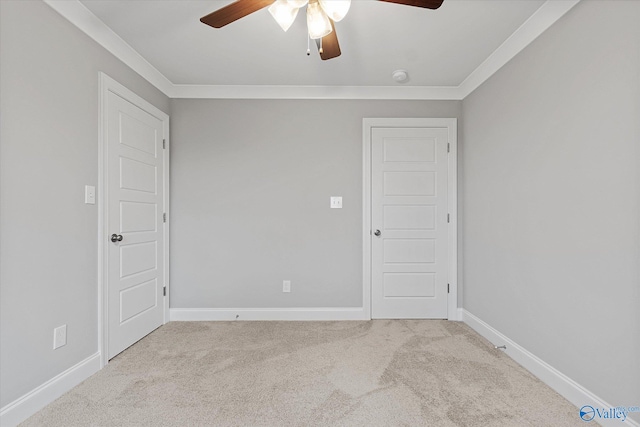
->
(85, 185, 96, 204)
(53, 324, 67, 349)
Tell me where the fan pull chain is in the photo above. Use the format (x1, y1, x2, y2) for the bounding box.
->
(319, 37, 323, 55)
(307, 34, 311, 56)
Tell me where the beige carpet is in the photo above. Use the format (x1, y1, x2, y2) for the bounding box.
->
(22, 320, 583, 426)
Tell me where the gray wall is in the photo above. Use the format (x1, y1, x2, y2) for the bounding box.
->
(462, 0, 640, 416)
(170, 99, 462, 308)
(0, 1, 169, 407)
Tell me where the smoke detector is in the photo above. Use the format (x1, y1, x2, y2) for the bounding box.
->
(392, 69, 409, 83)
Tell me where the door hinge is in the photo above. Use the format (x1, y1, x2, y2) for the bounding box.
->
(163, 212, 167, 223)
(447, 143, 450, 153)
(447, 213, 450, 223)
(163, 139, 166, 149)
(448, 283, 450, 293)
(163, 286, 166, 297)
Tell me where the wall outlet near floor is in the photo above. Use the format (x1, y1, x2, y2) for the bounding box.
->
(53, 324, 67, 349)
(330, 196, 342, 209)
(283, 280, 291, 293)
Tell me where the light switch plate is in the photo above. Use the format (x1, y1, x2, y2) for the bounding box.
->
(85, 185, 96, 204)
(53, 324, 67, 350)
(330, 197, 342, 209)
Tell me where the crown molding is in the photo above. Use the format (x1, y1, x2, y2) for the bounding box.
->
(43, 0, 174, 96)
(43, 0, 581, 101)
(170, 84, 462, 100)
(458, 0, 580, 98)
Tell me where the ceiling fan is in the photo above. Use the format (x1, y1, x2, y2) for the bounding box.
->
(200, 0, 444, 60)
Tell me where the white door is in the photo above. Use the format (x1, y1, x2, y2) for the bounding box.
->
(107, 89, 165, 359)
(371, 127, 449, 319)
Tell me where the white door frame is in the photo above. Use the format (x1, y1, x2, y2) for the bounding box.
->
(362, 118, 458, 320)
(98, 73, 170, 367)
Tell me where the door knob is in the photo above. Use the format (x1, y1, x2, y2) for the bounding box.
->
(110, 234, 123, 242)
(374, 229, 381, 237)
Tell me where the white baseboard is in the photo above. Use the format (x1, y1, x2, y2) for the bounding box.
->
(170, 307, 369, 321)
(0, 352, 101, 427)
(170, 307, 465, 322)
(461, 310, 639, 427)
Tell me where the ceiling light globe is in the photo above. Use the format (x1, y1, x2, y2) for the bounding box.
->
(269, 0, 299, 32)
(318, 0, 351, 22)
(287, 0, 309, 8)
(307, 1, 332, 39)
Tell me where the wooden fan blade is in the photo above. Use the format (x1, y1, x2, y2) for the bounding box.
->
(200, 0, 274, 28)
(378, 0, 444, 10)
(318, 21, 341, 60)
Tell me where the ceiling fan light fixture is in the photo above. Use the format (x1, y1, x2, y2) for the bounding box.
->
(287, 0, 309, 8)
(307, 1, 333, 39)
(269, 0, 299, 32)
(318, 0, 351, 22)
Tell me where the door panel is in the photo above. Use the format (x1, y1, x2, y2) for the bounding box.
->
(120, 157, 157, 194)
(384, 205, 435, 230)
(119, 112, 158, 155)
(383, 273, 436, 297)
(120, 279, 158, 323)
(384, 172, 435, 196)
(383, 239, 435, 263)
(383, 138, 436, 162)
(119, 242, 157, 278)
(120, 201, 157, 233)
(371, 127, 449, 319)
(108, 91, 164, 359)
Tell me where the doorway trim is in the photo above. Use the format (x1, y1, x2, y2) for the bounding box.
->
(98, 73, 170, 367)
(362, 118, 458, 320)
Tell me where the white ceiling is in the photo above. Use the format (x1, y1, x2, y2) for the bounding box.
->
(44, 0, 579, 97)
(79, 0, 545, 87)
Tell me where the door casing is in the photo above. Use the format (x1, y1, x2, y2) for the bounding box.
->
(363, 118, 458, 320)
(98, 73, 170, 367)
